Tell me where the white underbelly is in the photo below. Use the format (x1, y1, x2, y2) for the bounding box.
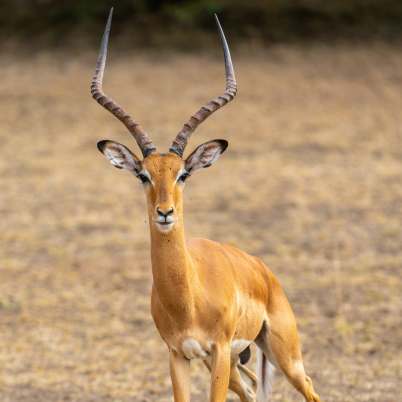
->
(181, 338, 251, 360)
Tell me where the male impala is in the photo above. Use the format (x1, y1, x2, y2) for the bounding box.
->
(92, 8, 321, 402)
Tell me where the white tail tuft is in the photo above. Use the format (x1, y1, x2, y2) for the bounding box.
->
(256, 348, 275, 402)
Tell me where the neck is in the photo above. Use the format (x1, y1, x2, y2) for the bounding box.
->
(149, 215, 194, 318)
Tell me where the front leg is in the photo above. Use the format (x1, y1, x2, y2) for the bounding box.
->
(210, 343, 231, 402)
(169, 349, 190, 402)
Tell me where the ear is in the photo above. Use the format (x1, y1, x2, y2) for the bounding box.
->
(97, 140, 142, 173)
(185, 139, 228, 173)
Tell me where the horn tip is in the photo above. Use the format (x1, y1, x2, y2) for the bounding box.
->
(106, 7, 114, 26)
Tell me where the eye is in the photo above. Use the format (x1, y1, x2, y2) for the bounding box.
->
(178, 171, 190, 183)
(137, 173, 150, 184)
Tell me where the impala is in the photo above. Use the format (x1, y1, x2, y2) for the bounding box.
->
(92, 8, 321, 402)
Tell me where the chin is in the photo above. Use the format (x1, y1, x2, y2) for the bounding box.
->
(155, 222, 175, 233)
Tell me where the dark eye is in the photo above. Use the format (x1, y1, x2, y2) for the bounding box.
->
(178, 172, 190, 183)
(137, 173, 150, 184)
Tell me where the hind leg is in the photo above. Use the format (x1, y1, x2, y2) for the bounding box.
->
(203, 359, 256, 402)
(256, 321, 320, 402)
(256, 285, 321, 402)
(282, 362, 320, 402)
(276, 356, 320, 402)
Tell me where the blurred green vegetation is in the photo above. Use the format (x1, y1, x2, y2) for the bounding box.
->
(1, 0, 402, 45)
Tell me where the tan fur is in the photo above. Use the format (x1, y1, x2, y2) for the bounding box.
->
(136, 153, 322, 402)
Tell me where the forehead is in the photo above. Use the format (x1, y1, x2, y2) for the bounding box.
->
(142, 152, 184, 177)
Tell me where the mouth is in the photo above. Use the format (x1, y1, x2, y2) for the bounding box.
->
(154, 220, 175, 232)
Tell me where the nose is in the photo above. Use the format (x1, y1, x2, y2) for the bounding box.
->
(156, 207, 174, 218)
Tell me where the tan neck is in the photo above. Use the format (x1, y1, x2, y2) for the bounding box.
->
(148, 214, 195, 320)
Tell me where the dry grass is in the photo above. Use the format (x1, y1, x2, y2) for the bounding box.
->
(0, 43, 401, 401)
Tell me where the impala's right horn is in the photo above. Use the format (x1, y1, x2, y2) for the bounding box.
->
(91, 8, 156, 157)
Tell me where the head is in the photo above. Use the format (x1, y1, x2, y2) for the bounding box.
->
(97, 140, 227, 233)
(92, 9, 236, 234)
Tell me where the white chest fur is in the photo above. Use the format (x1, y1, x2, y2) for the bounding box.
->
(181, 338, 209, 359)
(180, 338, 251, 360)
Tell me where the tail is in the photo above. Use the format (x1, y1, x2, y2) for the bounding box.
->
(256, 347, 275, 402)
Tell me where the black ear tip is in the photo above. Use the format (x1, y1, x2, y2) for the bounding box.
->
(217, 139, 229, 153)
(97, 140, 108, 153)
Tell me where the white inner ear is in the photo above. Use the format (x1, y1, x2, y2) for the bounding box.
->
(199, 146, 221, 165)
(189, 143, 222, 171)
(104, 146, 138, 171)
(104, 148, 125, 168)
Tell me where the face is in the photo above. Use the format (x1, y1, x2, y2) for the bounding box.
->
(98, 139, 228, 233)
(141, 153, 187, 233)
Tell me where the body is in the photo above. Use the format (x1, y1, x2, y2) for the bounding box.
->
(151, 237, 269, 360)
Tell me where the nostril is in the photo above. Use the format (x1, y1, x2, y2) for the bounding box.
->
(156, 207, 174, 217)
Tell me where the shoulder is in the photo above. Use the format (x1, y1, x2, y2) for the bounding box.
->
(187, 237, 239, 251)
(187, 237, 220, 253)
(187, 237, 259, 263)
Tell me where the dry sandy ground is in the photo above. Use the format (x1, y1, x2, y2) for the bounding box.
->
(0, 43, 401, 401)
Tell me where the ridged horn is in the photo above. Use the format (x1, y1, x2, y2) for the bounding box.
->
(169, 14, 237, 157)
(91, 8, 156, 157)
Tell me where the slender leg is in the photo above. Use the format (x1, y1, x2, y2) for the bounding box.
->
(257, 291, 321, 402)
(209, 343, 232, 402)
(271, 329, 321, 401)
(273, 353, 320, 402)
(237, 363, 258, 390)
(229, 364, 256, 402)
(204, 359, 256, 402)
(169, 349, 191, 402)
(257, 327, 320, 402)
